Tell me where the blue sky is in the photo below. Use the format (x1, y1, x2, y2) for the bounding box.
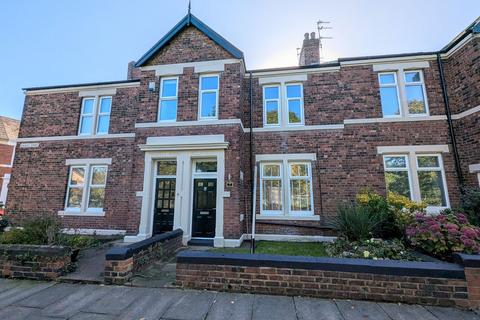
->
(0, 0, 478, 120)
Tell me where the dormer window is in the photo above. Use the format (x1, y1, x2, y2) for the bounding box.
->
(79, 96, 112, 135)
(199, 75, 219, 120)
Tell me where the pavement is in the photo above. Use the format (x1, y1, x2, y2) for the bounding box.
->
(0, 279, 478, 320)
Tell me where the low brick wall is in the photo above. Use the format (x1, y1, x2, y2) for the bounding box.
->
(0, 244, 71, 280)
(104, 229, 183, 285)
(177, 251, 480, 309)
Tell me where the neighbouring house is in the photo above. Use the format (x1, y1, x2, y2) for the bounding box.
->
(0, 116, 19, 209)
(6, 14, 480, 247)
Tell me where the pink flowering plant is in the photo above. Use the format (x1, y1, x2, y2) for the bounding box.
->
(406, 211, 480, 260)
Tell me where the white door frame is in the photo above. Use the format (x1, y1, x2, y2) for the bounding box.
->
(125, 149, 225, 247)
(0, 174, 10, 205)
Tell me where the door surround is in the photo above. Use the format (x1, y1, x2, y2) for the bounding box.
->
(125, 135, 227, 247)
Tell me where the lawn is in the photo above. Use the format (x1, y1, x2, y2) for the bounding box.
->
(210, 241, 328, 257)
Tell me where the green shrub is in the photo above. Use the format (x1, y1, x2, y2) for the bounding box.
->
(333, 204, 381, 241)
(0, 213, 61, 245)
(0, 228, 33, 244)
(461, 186, 480, 226)
(326, 238, 420, 261)
(356, 189, 426, 239)
(60, 235, 100, 249)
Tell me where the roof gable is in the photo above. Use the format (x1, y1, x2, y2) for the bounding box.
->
(0, 116, 19, 142)
(135, 14, 243, 67)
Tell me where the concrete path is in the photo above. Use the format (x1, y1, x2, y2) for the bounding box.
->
(0, 279, 478, 320)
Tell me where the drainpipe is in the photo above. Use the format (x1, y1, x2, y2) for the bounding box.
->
(436, 53, 464, 188)
(249, 72, 256, 253)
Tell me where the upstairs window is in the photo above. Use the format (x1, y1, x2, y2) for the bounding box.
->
(65, 164, 108, 213)
(379, 73, 401, 117)
(378, 70, 428, 118)
(404, 71, 427, 115)
(286, 84, 304, 125)
(159, 77, 178, 122)
(199, 75, 219, 119)
(263, 86, 280, 126)
(262, 83, 305, 127)
(79, 96, 112, 135)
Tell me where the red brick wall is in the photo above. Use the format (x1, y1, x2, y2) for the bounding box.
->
(144, 26, 234, 65)
(177, 263, 471, 308)
(444, 37, 480, 188)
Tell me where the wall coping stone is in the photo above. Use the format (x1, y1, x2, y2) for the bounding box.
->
(177, 251, 466, 279)
(454, 253, 480, 268)
(0, 244, 70, 257)
(106, 229, 183, 260)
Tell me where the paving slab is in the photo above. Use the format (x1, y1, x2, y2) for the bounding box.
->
(206, 292, 255, 320)
(118, 288, 186, 320)
(162, 289, 217, 320)
(0, 279, 25, 294)
(294, 297, 344, 320)
(70, 312, 116, 320)
(379, 303, 438, 320)
(335, 300, 390, 320)
(0, 305, 62, 320)
(0, 281, 54, 308)
(40, 284, 112, 318)
(252, 295, 297, 320)
(81, 286, 145, 315)
(14, 283, 79, 308)
(426, 305, 480, 320)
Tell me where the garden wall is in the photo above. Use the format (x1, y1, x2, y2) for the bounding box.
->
(104, 229, 183, 285)
(177, 251, 480, 309)
(0, 244, 71, 280)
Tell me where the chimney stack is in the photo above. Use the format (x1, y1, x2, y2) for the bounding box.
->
(127, 61, 141, 80)
(298, 32, 320, 66)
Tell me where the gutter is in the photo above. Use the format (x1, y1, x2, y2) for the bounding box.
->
(436, 53, 464, 187)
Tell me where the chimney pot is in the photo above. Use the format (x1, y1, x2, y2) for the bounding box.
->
(310, 32, 316, 39)
(304, 33, 310, 40)
(298, 31, 320, 66)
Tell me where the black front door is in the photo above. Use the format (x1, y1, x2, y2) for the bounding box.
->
(192, 179, 216, 238)
(153, 178, 175, 234)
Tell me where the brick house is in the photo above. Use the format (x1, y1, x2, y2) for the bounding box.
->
(6, 14, 480, 247)
(0, 116, 19, 207)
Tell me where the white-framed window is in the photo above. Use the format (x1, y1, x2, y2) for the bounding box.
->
(378, 73, 401, 117)
(288, 162, 313, 214)
(65, 164, 108, 213)
(416, 155, 447, 207)
(404, 70, 428, 115)
(159, 77, 178, 122)
(199, 74, 219, 120)
(260, 161, 314, 217)
(378, 69, 429, 118)
(79, 96, 112, 135)
(262, 83, 305, 127)
(260, 163, 283, 215)
(286, 84, 304, 125)
(263, 86, 280, 126)
(383, 153, 449, 211)
(383, 155, 412, 199)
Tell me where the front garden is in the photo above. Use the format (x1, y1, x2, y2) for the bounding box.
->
(212, 187, 480, 262)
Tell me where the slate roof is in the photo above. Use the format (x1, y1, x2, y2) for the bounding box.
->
(135, 13, 244, 67)
(0, 116, 19, 142)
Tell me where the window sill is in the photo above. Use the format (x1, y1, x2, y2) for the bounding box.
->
(58, 210, 105, 217)
(256, 214, 319, 221)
